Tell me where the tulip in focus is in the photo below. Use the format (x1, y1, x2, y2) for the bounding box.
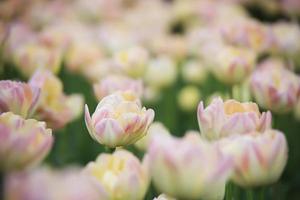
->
(198, 97, 272, 140)
(84, 150, 149, 200)
(0, 112, 53, 171)
(218, 129, 288, 187)
(148, 133, 233, 200)
(0, 80, 40, 118)
(134, 121, 170, 151)
(29, 70, 84, 129)
(250, 59, 300, 113)
(85, 91, 155, 147)
(93, 75, 143, 100)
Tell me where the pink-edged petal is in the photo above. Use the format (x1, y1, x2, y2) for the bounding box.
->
(94, 118, 124, 147)
(221, 113, 257, 137)
(85, 104, 96, 140)
(258, 111, 272, 131)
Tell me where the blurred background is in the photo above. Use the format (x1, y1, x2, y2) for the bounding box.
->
(0, 0, 300, 199)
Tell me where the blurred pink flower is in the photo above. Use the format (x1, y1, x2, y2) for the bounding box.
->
(83, 149, 149, 200)
(218, 129, 288, 187)
(251, 59, 300, 113)
(0, 112, 53, 171)
(148, 133, 233, 200)
(29, 70, 84, 130)
(203, 44, 257, 84)
(93, 75, 143, 101)
(5, 166, 101, 200)
(0, 80, 40, 118)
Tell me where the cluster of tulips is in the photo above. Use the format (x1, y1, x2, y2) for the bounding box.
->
(0, 0, 300, 199)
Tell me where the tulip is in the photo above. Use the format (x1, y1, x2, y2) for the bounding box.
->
(13, 41, 62, 77)
(29, 70, 84, 129)
(204, 44, 257, 84)
(177, 86, 201, 112)
(114, 46, 149, 78)
(250, 59, 300, 113)
(0, 80, 40, 118)
(148, 133, 233, 200)
(85, 91, 154, 147)
(218, 129, 288, 187)
(0, 112, 53, 171)
(93, 75, 143, 100)
(220, 19, 275, 53)
(271, 22, 300, 57)
(197, 97, 272, 140)
(83, 150, 149, 200)
(134, 122, 170, 151)
(144, 56, 177, 89)
(5, 166, 101, 200)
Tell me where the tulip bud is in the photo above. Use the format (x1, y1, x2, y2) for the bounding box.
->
(0, 112, 53, 171)
(250, 59, 300, 113)
(218, 130, 288, 187)
(144, 56, 177, 89)
(84, 150, 149, 200)
(177, 86, 201, 112)
(134, 122, 170, 151)
(0, 80, 40, 118)
(148, 133, 233, 200)
(198, 97, 272, 140)
(93, 75, 143, 100)
(85, 91, 154, 147)
(114, 46, 149, 78)
(29, 70, 84, 129)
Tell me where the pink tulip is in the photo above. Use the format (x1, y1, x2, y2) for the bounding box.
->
(0, 112, 53, 171)
(198, 97, 272, 140)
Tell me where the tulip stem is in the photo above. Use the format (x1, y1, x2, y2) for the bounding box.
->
(246, 190, 254, 200)
(225, 182, 233, 200)
(258, 187, 265, 200)
(0, 172, 4, 200)
(105, 147, 116, 153)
